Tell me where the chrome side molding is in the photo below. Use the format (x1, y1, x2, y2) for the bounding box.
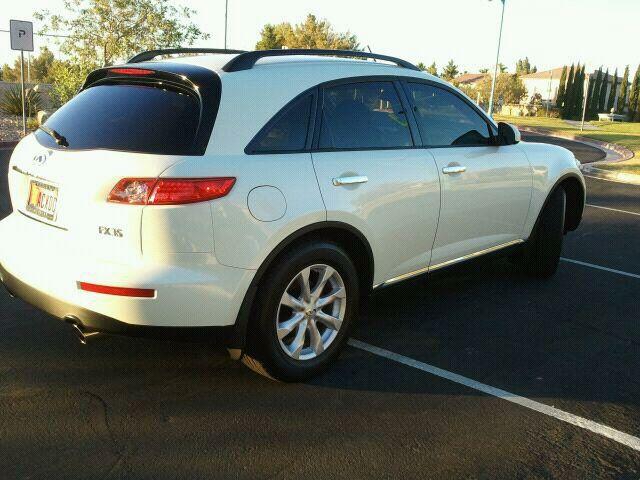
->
(374, 239, 524, 289)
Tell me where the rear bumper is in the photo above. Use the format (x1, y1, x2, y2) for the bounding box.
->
(0, 212, 256, 333)
(0, 263, 234, 342)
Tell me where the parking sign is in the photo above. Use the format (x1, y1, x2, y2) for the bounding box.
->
(10, 20, 34, 52)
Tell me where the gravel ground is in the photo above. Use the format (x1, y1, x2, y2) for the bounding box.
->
(0, 113, 34, 143)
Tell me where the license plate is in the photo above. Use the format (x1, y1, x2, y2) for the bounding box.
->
(26, 180, 59, 221)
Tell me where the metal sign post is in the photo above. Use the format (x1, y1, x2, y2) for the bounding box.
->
(9, 20, 34, 136)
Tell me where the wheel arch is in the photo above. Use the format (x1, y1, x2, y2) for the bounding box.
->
(228, 221, 374, 353)
(530, 173, 585, 237)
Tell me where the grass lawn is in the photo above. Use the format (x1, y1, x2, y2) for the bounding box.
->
(494, 115, 640, 174)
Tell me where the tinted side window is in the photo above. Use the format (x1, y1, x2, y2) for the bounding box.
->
(251, 95, 312, 153)
(319, 82, 412, 149)
(36, 83, 201, 155)
(407, 83, 493, 147)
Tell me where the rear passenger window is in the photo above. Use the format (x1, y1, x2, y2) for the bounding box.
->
(407, 83, 494, 147)
(250, 95, 312, 153)
(319, 82, 413, 150)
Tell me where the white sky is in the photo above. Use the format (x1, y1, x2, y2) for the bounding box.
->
(2, 0, 639, 75)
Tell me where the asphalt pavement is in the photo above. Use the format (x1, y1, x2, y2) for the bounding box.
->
(1, 137, 639, 479)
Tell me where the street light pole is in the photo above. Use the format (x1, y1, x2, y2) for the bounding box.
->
(224, 0, 229, 49)
(488, 0, 506, 117)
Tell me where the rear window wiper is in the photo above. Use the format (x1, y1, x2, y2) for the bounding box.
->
(38, 125, 69, 147)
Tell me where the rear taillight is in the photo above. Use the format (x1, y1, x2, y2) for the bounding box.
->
(108, 68, 155, 76)
(107, 178, 236, 205)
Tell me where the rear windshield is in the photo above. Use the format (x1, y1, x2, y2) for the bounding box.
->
(35, 83, 201, 155)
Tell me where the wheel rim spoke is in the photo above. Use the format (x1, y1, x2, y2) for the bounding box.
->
(311, 265, 335, 302)
(315, 311, 342, 331)
(308, 320, 324, 355)
(277, 312, 305, 340)
(281, 292, 304, 311)
(298, 267, 312, 302)
(315, 286, 346, 309)
(288, 320, 308, 359)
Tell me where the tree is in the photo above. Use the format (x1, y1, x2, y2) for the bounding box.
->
(516, 57, 537, 75)
(562, 64, 575, 118)
(479, 68, 489, 74)
(585, 73, 597, 120)
(442, 60, 459, 81)
(0, 47, 56, 83)
(498, 63, 508, 73)
(628, 65, 640, 122)
(556, 66, 568, 109)
(35, 0, 208, 67)
(617, 66, 630, 113)
(597, 68, 609, 113)
(607, 69, 618, 112)
(426, 62, 438, 76)
(476, 73, 526, 106)
(571, 65, 586, 120)
(589, 68, 603, 118)
(48, 59, 94, 107)
(255, 14, 358, 51)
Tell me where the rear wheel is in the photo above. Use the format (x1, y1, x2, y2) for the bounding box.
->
(522, 187, 566, 278)
(243, 242, 359, 382)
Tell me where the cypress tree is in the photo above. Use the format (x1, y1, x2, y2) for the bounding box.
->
(607, 68, 618, 112)
(585, 73, 597, 120)
(628, 65, 640, 122)
(598, 68, 609, 113)
(617, 66, 630, 113)
(562, 64, 575, 118)
(556, 65, 568, 109)
(589, 68, 603, 118)
(572, 65, 585, 120)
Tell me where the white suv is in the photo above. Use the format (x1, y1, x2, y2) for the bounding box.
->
(0, 49, 585, 381)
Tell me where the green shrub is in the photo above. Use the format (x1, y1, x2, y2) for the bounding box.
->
(0, 84, 42, 117)
(535, 107, 560, 118)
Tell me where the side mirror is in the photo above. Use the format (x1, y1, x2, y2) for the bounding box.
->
(497, 122, 521, 146)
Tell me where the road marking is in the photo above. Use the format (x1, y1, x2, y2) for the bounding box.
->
(560, 258, 640, 280)
(348, 338, 640, 452)
(586, 203, 640, 217)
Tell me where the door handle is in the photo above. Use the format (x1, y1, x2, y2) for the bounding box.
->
(442, 165, 467, 175)
(332, 176, 369, 186)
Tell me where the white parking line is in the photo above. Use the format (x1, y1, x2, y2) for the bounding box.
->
(586, 204, 640, 217)
(560, 258, 640, 280)
(348, 338, 640, 452)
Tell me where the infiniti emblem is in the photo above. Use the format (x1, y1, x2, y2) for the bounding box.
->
(33, 151, 51, 166)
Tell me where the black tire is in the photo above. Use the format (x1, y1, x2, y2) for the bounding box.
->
(522, 187, 566, 278)
(243, 241, 359, 382)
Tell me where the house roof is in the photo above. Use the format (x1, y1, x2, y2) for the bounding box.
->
(453, 73, 489, 84)
(521, 67, 565, 79)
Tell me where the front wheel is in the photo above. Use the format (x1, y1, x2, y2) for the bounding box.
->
(243, 242, 359, 382)
(521, 187, 566, 278)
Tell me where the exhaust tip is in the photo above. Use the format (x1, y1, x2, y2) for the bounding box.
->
(63, 315, 103, 345)
(71, 323, 88, 345)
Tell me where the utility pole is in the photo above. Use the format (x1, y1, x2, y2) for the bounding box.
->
(224, 0, 229, 49)
(488, 0, 506, 117)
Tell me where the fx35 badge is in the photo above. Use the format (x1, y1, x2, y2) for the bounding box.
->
(98, 226, 124, 237)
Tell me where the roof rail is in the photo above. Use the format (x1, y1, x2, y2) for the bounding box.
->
(221, 49, 421, 73)
(128, 48, 247, 64)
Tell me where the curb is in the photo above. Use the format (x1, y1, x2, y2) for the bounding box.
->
(518, 126, 635, 162)
(581, 165, 640, 186)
